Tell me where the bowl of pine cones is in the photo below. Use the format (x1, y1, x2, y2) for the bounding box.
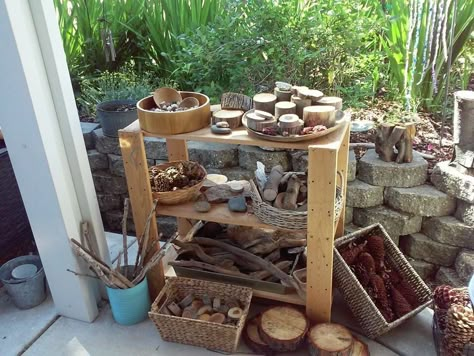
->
(149, 161, 207, 205)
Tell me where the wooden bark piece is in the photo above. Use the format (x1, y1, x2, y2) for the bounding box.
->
(221, 92, 253, 111)
(283, 174, 301, 210)
(254, 93, 277, 114)
(212, 109, 244, 129)
(308, 323, 354, 356)
(274, 87, 292, 102)
(303, 106, 336, 127)
(375, 123, 408, 162)
(315, 96, 343, 110)
(263, 165, 284, 201)
(291, 95, 311, 118)
(259, 306, 309, 352)
(275, 101, 296, 119)
(396, 122, 416, 163)
(244, 317, 274, 355)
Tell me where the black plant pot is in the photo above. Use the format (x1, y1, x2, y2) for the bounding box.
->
(97, 99, 138, 137)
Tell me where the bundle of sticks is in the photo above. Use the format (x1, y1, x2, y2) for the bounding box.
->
(69, 199, 176, 289)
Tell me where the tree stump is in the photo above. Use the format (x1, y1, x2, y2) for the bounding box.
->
(244, 317, 274, 355)
(315, 96, 343, 110)
(258, 306, 309, 352)
(452, 90, 474, 176)
(212, 109, 244, 129)
(308, 323, 354, 356)
(291, 95, 311, 118)
(254, 93, 277, 115)
(375, 123, 416, 163)
(303, 106, 336, 127)
(275, 101, 296, 120)
(274, 87, 292, 102)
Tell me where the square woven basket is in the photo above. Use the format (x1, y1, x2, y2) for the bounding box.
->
(333, 223, 433, 338)
(149, 277, 253, 353)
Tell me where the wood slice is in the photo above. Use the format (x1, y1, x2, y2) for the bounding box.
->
(291, 95, 311, 118)
(209, 312, 226, 324)
(254, 93, 277, 114)
(303, 106, 336, 127)
(259, 306, 309, 352)
(246, 112, 277, 132)
(263, 165, 284, 201)
(315, 96, 343, 110)
(274, 87, 292, 102)
(273, 192, 286, 209)
(298, 89, 324, 103)
(212, 109, 244, 129)
(291, 85, 309, 96)
(352, 337, 370, 356)
(221, 92, 253, 111)
(243, 317, 274, 355)
(308, 323, 354, 356)
(275, 101, 297, 119)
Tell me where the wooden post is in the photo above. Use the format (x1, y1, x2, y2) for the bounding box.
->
(166, 139, 193, 235)
(336, 125, 350, 237)
(119, 123, 164, 298)
(306, 145, 338, 322)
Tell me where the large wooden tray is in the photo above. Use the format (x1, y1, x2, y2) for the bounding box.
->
(242, 109, 348, 142)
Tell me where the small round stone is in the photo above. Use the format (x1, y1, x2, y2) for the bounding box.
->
(194, 200, 211, 213)
(211, 125, 232, 135)
(228, 181, 244, 193)
(216, 121, 230, 128)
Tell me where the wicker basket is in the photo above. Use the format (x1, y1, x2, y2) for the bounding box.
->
(150, 161, 206, 205)
(249, 171, 344, 230)
(333, 223, 432, 338)
(149, 277, 253, 353)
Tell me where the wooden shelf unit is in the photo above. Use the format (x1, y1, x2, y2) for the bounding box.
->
(119, 117, 350, 323)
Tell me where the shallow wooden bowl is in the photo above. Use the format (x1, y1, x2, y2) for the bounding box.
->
(138, 92, 211, 135)
(153, 87, 182, 106)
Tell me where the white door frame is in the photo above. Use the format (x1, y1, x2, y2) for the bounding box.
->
(0, 0, 109, 322)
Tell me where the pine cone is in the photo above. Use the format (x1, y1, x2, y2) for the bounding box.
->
(397, 279, 419, 308)
(354, 263, 371, 287)
(369, 274, 394, 321)
(357, 252, 376, 274)
(390, 286, 413, 318)
(366, 235, 385, 261)
(434, 285, 471, 309)
(444, 305, 474, 354)
(340, 242, 366, 265)
(386, 269, 402, 286)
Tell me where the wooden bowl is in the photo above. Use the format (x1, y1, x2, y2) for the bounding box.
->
(153, 87, 182, 106)
(138, 92, 211, 135)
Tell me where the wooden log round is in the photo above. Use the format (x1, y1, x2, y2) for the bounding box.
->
(243, 317, 274, 355)
(273, 192, 286, 209)
(291, 95, 311, 118)
(246, 112, 277, 132)
(263, 165, 284, 201)
(282, 174, 301, 210)
(212, 109, 244, 129)
(298, 88, 324, 103)
(291, 85, 309, 96)
(259, 306, 309, 352)
(315, 96, 343, 110)
(254, 93, 277, 115)
(274, 87, 292, 102)
(308, 323, 354, 356)
(221, 92, 253, 111)
(278, 114, 303, 135)
(275, 101, 296, 119)
(303, 106, 336, 127)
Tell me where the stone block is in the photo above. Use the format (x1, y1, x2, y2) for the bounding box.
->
(358, 149, 428, 187)
(157, 216, 178, 238)
(343, 223, 360, 235)
(93, 129, 121, 155)
(348, 150, 357, 182)
(455, 200, 474, 226)
(92, 170, 128, 195)
(345, 206, 353, 224)
(88, 150, 108, 171)
(144, 137, 167, 160)
(455, 250, 474, 283)
(422, 216, 474, 249)
(97, 194, 122, 212)
(239, 145, 291, 172)
(399, 233, 460, 266)
(188, 142, 239, 168)
(346, 179, 384, 208)
(431, 161, 474, 203)
(353, 206, 423, 244)
(206, 167, 254, 181)
(81, 122, 100, 149)
(435, 267, 464, 288)
(385, 185, 456, 217)
(108, 154, 154, 177)
(407, 258, 437, 280)
(289, 151, 308, 172)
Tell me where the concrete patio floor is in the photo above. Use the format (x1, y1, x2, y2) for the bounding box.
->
(1, 233, 437, 355)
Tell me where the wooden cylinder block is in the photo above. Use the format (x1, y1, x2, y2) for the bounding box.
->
(303, 105, 336, 127)
(308, 323, 354, 356)
(253, 93, 277, 115)
(275, 101, 296, 119)
(278, 114, 303, 135)
(291, 95, 311, 118)
(291, 85, 309, 96)
(246, 112, 277, 132)
(212, 109, 244, 129)
(274, 87, 292, 102)
(298, 89, 324, 103)
(315, 96, 343, 110)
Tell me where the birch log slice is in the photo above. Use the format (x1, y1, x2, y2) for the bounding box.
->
(274, 87, 292, 102)
(303, 106, 336, 127)
(315, 96, 343, 110)
(291, 95, 311, 118)
(254, 93, 277, 115)
(308, 323, 354, 356)
(275, 101, 297, 120)
(212, 109, 244, 129)
(243, 317, 274, 355)
(259, 306, 309, 352)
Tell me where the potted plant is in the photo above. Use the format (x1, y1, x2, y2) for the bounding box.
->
(78, 67, 154, 137)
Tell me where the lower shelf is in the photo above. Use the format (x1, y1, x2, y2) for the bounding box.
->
(164, 266, 305, 306)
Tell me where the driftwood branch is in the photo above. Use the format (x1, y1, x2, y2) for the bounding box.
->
(169, 260, 253, 279)
(122, 198, 130, 267)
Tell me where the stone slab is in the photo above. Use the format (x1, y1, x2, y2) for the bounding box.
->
(435, 267, 464, 288)
(422, 216, 474, 249)
(143, 137, 167, 160)
(407, 258, 438, 280)
(93, 129, 121, 155)
(345, 206, 353, 224)
(92, 171, 127, 195)
(353, 206, 422, 244)
(87, 149, 108, 171)
(346, 179, 384, 208)
(455, 200, 474, 226)
(81, 122, 100, 149)
(385, 185, 456, 217)
(206, 167, 254, 181)
(97, 194, 122, 212)
(358, 149, 428, 187)
(188, 141, 239, 168)
(431, 161, 474, 203)
(348, 150, 357, 181)
(455, 250, 474, 283)
(399, 233, 460, 266)
(239, 145, 291, 172)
